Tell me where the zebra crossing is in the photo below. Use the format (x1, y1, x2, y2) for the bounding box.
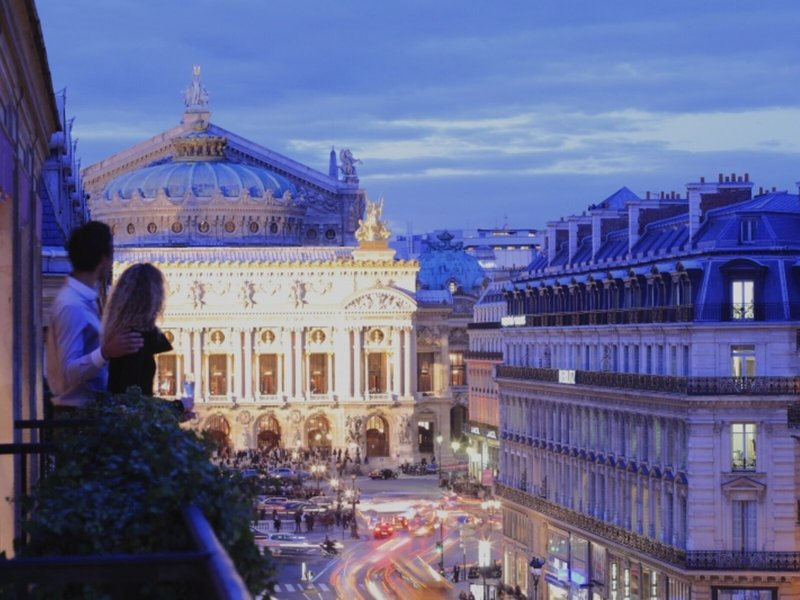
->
(269, 581, 369, 598)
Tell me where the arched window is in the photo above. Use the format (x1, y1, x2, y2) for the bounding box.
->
(205, 414, 231, 453)
(366, 415, 389, 457)
(306, 415, 332, 450)
(257, 416, 281, 449)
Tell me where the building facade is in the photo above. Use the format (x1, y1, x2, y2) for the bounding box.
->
(0, 0, 80, 555)
(79, 70, 465, 465)
(485, 180, 800, 599)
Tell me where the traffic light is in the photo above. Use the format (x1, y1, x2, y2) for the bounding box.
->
(435, 542, 443, 554)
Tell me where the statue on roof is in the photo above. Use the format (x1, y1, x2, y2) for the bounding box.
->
(338, 148, 361, 182)
(355, 198, 391, 243)
(183, 65, 209, 110)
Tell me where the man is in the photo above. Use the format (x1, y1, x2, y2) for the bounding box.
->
(46, 221, 143, 412)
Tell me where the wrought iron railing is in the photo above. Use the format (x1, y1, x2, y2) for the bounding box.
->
(476, 302, 800, 330)
(496, 483, 686, 567)
(0, 419, 252, 599)
(464, 351, 504, 361)
(496, 366, 800, 395)
(497, 483, 800, 572)
(788, 403, 800, 429)
(685, 550, 800, 571)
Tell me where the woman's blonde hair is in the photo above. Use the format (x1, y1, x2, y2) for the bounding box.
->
(102, 263, 166, 343)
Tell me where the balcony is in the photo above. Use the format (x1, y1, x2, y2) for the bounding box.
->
(464, 351, 504, 361)
(497, 484, 800, 572)
(0, 394, 266, 598)
(477, 302, 800, 331)
(685, 551, 800, 571)
(496, 365, 800, 396)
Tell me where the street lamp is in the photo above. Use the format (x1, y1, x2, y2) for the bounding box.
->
(311, 463, 326, 494)
(481, 499, 501, 531)
(435, 506, 447, 574)
(346, 473, 360, 539)
(435, 434, 443, 481)
(478, 539, 491, 600)
(528, 556, 545, 600)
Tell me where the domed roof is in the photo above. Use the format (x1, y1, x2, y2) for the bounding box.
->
(95, 128, 307, 247)
(418, 231, 487, 294)
(104, 131, 296, 201)
(105, 159, 296, 202)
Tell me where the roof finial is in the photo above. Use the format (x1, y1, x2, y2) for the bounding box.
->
(183, 65, 209, 111)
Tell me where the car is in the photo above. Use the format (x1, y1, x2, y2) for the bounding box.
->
(424, 463, 439, 474)
(309, 496, 335, 509)
(392, 515, 409, 529)
(373, 520, 395, 539)
(268, 467, 295, 479)
(369, 468, 399, 480)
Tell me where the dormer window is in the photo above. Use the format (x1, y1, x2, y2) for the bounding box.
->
(739, 218, 757, 244)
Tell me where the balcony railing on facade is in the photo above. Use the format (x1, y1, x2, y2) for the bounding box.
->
(496, 483, 800, 572)
(0, 419, 251, 599)
(495, 365, 800, 396)
(471, 302, 800, 330)
(464, 351, 504, 361)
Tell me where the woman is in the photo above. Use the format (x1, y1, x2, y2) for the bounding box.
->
(102, 264, 185, 412)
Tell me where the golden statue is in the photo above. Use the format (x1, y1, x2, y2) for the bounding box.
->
(355, 198, 391, 243)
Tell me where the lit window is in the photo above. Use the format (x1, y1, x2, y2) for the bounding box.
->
(731, 423, 756, 471)
(450, 352, 466, 387)
(208, 354, 228, 396)
(309, 353, 328, 394)
(731, 345, 756, 377)
(418, 352, 434, 392)
(156, 355, 177, 396)
(258, 354, 277, 394)
(731, 280, 755, 320)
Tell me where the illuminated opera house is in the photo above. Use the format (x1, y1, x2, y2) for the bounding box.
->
(80, 68, 472, 465)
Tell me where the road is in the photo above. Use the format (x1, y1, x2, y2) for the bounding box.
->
(263, 475, 502, 600)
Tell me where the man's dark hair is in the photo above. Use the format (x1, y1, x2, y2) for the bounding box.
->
(67, 221, 113, 272)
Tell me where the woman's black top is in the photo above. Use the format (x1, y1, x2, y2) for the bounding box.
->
(108, 329, 172, 395)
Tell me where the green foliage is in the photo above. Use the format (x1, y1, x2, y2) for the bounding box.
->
(20, 390, 273, 598)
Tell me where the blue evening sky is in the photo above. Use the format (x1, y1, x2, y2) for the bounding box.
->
(37, 1, 800, 233)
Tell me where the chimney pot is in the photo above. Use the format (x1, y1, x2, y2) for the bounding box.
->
(646, 191, 651, 200)
(772, 186, 776, 192)
(731, 172, 736, 181)
(744, 172, 749, 182)
(700, 176, 705, 183)
(719, 173, 724, 183)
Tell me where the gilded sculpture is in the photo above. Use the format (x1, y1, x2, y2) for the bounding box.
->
(355, 198, 391, 243)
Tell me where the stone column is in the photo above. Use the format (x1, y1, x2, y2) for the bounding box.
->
(294, 329, 303, 401)
(243, 329, 253, 402)
(280, 328, 290, 399)
(403, 326, 412, 397)
(304, 351, 310, 398)
(353, 328, 362, 400)
(193, 329, 203, 401)
(327, 351, 334, 397)
(391, 327, 401, 397)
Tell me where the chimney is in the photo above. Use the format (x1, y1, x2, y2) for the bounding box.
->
(686, 179, 716, 248)
(628, 203, 641, 255)
(546, 223, 557, 263)
(592, 212, 602, 262)
(568, 219, 579, 265)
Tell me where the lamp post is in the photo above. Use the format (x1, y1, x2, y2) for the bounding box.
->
(346, 474, 360, 539)
(481, 499, 501, 531)
(435, 434, 443, 482)
(436, 506, 447, 574)
(311, 463, 326, 494)
(330, 478, 344, 540)
(478, 539, 491, 600)
(449, 440, 461, 490)
(528, 556, 545, 600)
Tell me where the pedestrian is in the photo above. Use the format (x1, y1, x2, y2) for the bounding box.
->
(273, 515, 281, 532)
(103, 263, 193, 415)
(305, 512, 315, 532)
(45, 221, 143, 415)
(453, 563, 460, 582)
(294, 509, 303, 533)
(468, 592, 475, 600)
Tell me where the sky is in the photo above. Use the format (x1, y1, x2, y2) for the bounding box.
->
(37, 0, 800, 234)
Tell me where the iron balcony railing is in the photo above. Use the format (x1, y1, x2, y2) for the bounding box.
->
(475, 302, 800, 330)
(463, 351, 504, 361)
(496, 366, 800, 395)
(685, 550, 800, 571)
(497, 483, 800, 572)
(0, 419, 252, 600)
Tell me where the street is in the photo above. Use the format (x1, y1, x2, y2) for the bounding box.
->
(262, 475, 502, 600)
